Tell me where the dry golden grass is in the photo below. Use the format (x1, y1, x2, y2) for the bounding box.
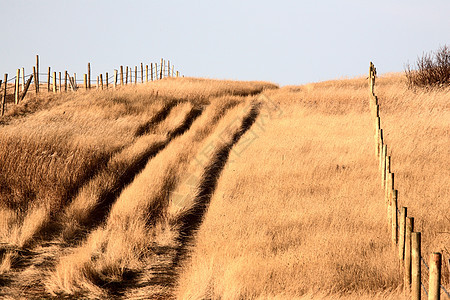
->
(0, 77, 276, 298)
(0, 72, 448, 299)
(175, 74, 449, 299)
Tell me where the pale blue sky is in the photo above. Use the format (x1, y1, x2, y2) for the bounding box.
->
(0, 0, 449, 86)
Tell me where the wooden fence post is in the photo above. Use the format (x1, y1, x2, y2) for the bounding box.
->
(33, 67, 38, 94)
(146, 65, 149, 82)
(155, 63, 158, 80)
(53, 72, 57, 93)
(73, 73, 77, 90)
(1, 74, 7, 115)
(160, 58, 163, 79)
(399, 207, 407, 260)
(21, 68, 25, 92)
(429, 253, 441, 300)
(84, 74, 88, 89)
(151, 63, 154, 81)
(114, 70, 118, 89)
(391, 190, 398, 245)
(65, 71, 68, 92)
(105, 72, 108, 89)
(411, 232, 421, 300)
(47, 67, 51, 92)
(20, 74, 33, 101)
(381, 144, 387, 187)
(125, 66, 128, 84)
(120, 66, 124, 85)
(135, 66, 138, 85)
(141, 63, 143, 83)
(88, 62, 91, 89)
(100, 74, 103, 90)
(167, 60, 170, 77)
(35, 55, 39, 93)
(176, 71, 179, 77)
(404, 217, 414, 291)
(15, 69, 20, 104)
(59, 72, 62, 92)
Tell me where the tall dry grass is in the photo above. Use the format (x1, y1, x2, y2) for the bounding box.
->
(0, 77, 276, 298)
(176, 74, 449, 299)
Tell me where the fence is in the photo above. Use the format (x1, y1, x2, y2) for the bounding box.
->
(369, 62, 449, 300)
(0, 55, 182, 116)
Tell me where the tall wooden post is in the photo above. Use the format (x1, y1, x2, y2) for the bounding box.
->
(399, 207, 407, 260)
(47, 67, 51, 92)
(15, 69, 20, 104)
(429, 253, 441, 300)
(33, 67, 38, 94)
(1, 74, 7, 115)
(20, 74, 34, 101)
(35, 55, 39, 93)
(176, 71, 179, 77)
(65, 71, 68, 91)
(146, 65, 149, 82)
(100, 74, 103, 90)
(160, 58, 163, 79)
(73, 73, 77, 90)
(391, 190, 398, 245)
(167, 61, 170, 77)
(141, 63, 144, 83)
(84, 74, 88, 89)
(151, 63, 154, 81)
(114, 70, 118, 89)
(135, 66, 138, 85)
(59, 72, 62, 92)
(120, 66, 124, 85)
(125, 66, 128, 84)
(404, 217, 414, 290)
(105, 72, 108, 89)
(411, 232, 421, 300)
(87, 62, 91, 89)
(53, 72, 57, 93)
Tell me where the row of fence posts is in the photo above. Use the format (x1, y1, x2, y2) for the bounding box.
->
(0, 55, 182, 116)
(369, 62, 449, 300)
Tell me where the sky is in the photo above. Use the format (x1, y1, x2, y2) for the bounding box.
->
(0, 0, 449, 86)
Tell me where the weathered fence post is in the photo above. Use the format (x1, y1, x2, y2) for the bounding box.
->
(176, 71, 179, 77)
(1, 74, 7, 115)
(391, 190, 398, 245)
(135, 66, 138, 85)
(141, 63, 144, 83)
(65, 71, 68, 92)
(35, 55, 39, 93)
(47, 67, 51, 92)
(125, 66, 129, 84)
(167, 60, 170, 77)
(404, 217, 414, 291)
(114, 70, 118, 89)
(15, 69, 20, 104)
(429, 253, 441, 300)
(88, 62, 91, 89)
(399, 207, 407, 260)
(33, 67, 38, 94)
(151, 63, 154, 81)
(100, 74, 103, 90)
(53, 72, 57, 93)
(120, 66, 124, 86)
(411, 232, 421, 300)
(160, 58, 163, 79)
(20, 74, 33, 101)
(105, 72, 108, 89)
(84, 74, 88, 89)
(58, 72, 62, 92)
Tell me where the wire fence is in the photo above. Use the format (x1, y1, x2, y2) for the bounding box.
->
(369, 62, 449, 300)
(0, 55, 183, 116)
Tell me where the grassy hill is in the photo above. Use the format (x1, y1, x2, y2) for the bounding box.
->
(0, 75, 448, 299)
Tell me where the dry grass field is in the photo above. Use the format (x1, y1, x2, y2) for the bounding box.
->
(0, 74, 448, 299)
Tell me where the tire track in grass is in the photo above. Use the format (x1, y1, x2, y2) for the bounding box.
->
(123, 100, 261, 299)
(45, 97, 242, 299)
(0, 102, 203, 299)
